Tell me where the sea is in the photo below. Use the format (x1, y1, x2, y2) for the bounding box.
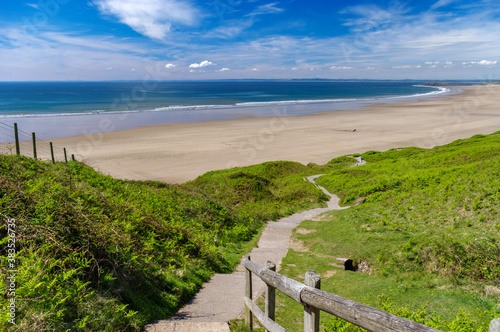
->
(0, 80, 461, 140)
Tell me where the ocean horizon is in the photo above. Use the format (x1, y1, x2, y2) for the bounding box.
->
(0, 80, 462, 140)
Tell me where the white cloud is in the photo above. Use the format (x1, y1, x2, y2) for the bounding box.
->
(0, 28, 170, 80)
(430, 0, 456, 11)
(330, 66, 353, 70)
(341, 4, 410, 29)
(478, 60, 497, 65)
(189, 60, 215, 68)
(219, 68, 230, 71)
(92, 0, 198, 40)
(392, 65, 421, 69)
(247, 2, 284, 16)
(339, 1, 500, 67)
(4, 1, 500, 81)
(204, 20, 254, 39)
(165, 63, 176, 69)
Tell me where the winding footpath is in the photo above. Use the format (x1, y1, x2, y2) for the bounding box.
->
(145, 175, 350, 332)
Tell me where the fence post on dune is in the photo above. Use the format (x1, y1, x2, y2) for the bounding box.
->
(304, 270, 321, 332)
(14, 123, 20, 155)
(265, 260, 276, 330)
(50, 142, 55, 164)
(32, 132, 37, 159)
(64, 148, 68, 163)
(245, 254, 253, 330)
(71, 154, 75, 161)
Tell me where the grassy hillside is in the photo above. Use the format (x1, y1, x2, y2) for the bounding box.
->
(0, 157, 333, 331)
(267, 132, 500, 331)
(4, 131, 500, 331)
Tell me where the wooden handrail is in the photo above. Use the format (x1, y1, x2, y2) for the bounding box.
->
(300, 287, 440, 332)
(243, 257, 443, 332)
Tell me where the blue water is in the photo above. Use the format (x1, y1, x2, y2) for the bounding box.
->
(0, 80, 462, 140)
(0, 80, 445, 117)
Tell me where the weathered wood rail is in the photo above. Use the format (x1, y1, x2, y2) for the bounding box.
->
(243, 255, 500, 332)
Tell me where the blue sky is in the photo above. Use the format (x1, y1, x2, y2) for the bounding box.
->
(0, 0, 499, 81)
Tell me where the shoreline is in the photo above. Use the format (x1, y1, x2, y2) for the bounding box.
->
(15, 85, 500, 184)
(0, 84, 458, 141)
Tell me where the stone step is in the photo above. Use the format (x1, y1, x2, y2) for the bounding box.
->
(144, 322, 230, 332)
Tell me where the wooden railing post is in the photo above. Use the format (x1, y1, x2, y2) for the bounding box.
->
(265, 261, 276, 331)
(244, 259, 440, 332)
(50, 142, 55, 164)
(490, 319, 500, 332)
(14, 123, 20, 155)
(32, 132, 37, 159)
(304, 270, 321, 332)
(71, 154, 75, 161)
(64, 148, 68, 163)
(245, 254, 253, 330)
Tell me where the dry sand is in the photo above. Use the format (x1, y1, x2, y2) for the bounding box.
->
(47, 85, 500, 183)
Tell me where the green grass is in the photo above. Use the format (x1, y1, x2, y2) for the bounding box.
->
(249, 132, 500, 331)
(4, 131, 500, 331)
(0, 157, 343, 331)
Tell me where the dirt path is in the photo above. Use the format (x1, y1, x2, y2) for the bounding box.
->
(145, 175, 348, 332)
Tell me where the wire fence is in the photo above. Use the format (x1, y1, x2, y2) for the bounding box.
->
(0, 122, 77, 163)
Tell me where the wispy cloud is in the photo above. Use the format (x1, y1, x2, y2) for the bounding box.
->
(3, 0, 500, 80)
(92, 0, 199, 40)
(204, 19, 254, 39)
(337, 1, 500, 66)
(430, 0, 457, 11)
(330, 65, 354, 70)
(0, 28, 166, 80)
(247, 2, 284, 16)
(341, 3, 410, 30)
(392, 65, 422, 69)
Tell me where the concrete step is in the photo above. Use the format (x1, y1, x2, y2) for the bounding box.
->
(144, 322, 230, 332)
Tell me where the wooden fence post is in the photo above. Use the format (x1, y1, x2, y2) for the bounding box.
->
(245, 254, 253, 330)
(50, 142, 55, 164)
(490, 319, 500, 332)
(71, 154, 75, 161)
(265, 261, 277, 331)
(32, 132, 37, 159)
(64, 148, 68, 163)
(304, 270, 321, 332)
(14, 123, 20, 155)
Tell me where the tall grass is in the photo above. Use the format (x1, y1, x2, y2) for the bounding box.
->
(0, 157, 332, 331)
(272, 131, 500, 331)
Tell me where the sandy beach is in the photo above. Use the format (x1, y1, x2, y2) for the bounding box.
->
(42, 85, 500, 184)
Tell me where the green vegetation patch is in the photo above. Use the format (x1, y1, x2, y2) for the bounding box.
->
(262, 132, 500, 331)
(0, 157, 342, 331)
